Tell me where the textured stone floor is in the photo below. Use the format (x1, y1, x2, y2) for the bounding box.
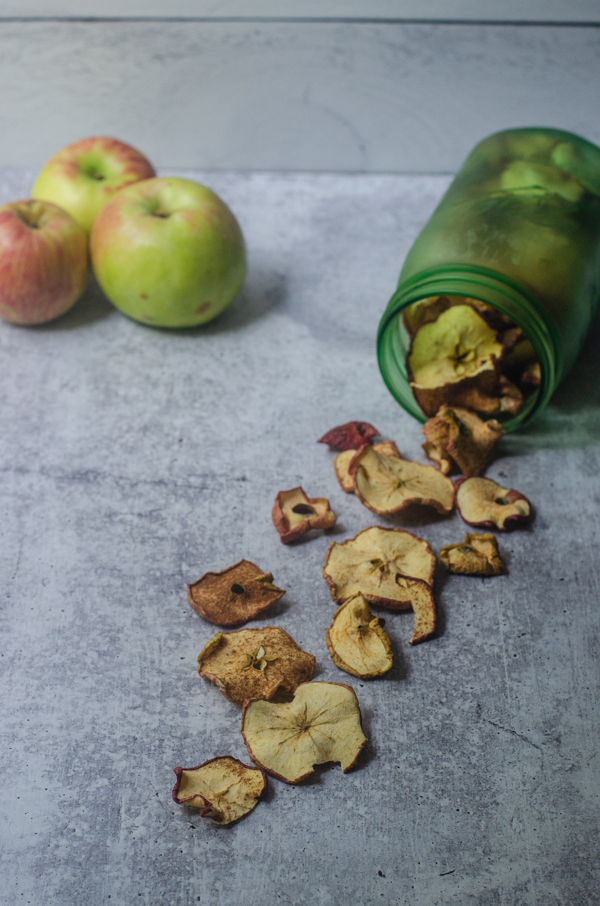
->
(1, 170, 598, 906)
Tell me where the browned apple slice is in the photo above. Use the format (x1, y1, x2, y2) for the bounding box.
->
(456, 477, 531, 530)
(422, 407, 504, 477)
(440, 532, 504, 576)
(197, 627, 315, 704)
(272, 486, 336, 543)
(326, 593, 393, 678)
(241, 681, 367, 784)
(334, 440, 401, 493)
(172, 756, 267, 825)
(187, 560, 285, 627)
(318, 421, 380, 450)
(349, 444, 455, 515)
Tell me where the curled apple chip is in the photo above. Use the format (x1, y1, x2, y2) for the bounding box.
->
(422, 407, 504, 477)
(326, 593, 393, 678)
(197, 627, 315, 704)
(350, 444, 455, 515)
(272, 486, 336, 543)
(334, 440, 401, 493)
(241, 681, 367, 784)
(440, 532, 504, 576)
(187, 560, 285, 627)
(323, 526, 437, 644)
(318, 421, 380, 450)
(172, 756, 267, 825)
(456, 477, 531, 530)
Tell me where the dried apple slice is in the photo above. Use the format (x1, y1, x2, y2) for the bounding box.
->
(272, 486, 336, 544)
(172, 756, 267, 825)
(334, 440, 401, 493)
(402, 294, 453, 337)
(318, 421, 380, 450)
(197, 627, 315, 704)
(440, 532, 504, 576)
(498, 375, 523, 414)
(422, 407, 504, 477)
(350, 444, 454, 515)
(187, 560, 285, 627)
(241, 681, 367, 784)
(408, 304, 505, 417)
(521, 361, 541, 388)
(456, 477, 531, 530)
(326, 593, 393, 678)
(323, 525, 437, 644)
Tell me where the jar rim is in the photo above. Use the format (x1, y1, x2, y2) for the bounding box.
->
(377, 264, 563, 432)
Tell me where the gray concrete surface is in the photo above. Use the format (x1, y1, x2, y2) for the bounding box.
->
(0, 169, 599, 906)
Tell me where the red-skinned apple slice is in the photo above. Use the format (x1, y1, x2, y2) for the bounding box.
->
(172, 756, 267, 824)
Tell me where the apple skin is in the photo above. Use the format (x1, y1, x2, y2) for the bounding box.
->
(32, 137, 156, 235)
(90, 177, 247, 328)
(0, 199, 88, 325)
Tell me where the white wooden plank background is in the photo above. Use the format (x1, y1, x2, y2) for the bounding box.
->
(0, 20, 597, 172)
(1, 1, 599, 23)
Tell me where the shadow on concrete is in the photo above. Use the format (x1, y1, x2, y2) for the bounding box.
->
(27, 273, 116, 331)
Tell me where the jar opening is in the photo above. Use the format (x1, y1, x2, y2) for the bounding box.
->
(377, 265, 563, 432)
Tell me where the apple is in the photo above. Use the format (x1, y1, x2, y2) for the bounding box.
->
(90, 176, 247, 328)
(32, 136, 156, 235)
(0, 199, 88, 325)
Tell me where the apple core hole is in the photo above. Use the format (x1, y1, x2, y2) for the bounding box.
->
(292, 504, 314, 515)
(230, 583, 245, 595)
(495, 497, 509, 506)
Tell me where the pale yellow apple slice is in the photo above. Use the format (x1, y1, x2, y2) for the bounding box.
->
(241, 682, 367, 784)
(326, 593, 393, 678)
(172, 756, 267, 825)
(350, 444, 455, 515)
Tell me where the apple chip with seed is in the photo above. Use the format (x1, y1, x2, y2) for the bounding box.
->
(323, 526, 437, 644)
(197, 627, 315, 704)
(456, 477, 531, 530)
(241, 681, 367, 784)
(187, 560, 285, 627)
(272, 486, 336, 543)
(334, 440, 401, 493)
(172, 756, 267, 825)
(350, 444, 454, 515)
(440, 532, 504, 576)
(408, 304, 505, 417)
(326, 593, 393, 678)
(422, 407, 504, 477)
(318, 421, 380, 450)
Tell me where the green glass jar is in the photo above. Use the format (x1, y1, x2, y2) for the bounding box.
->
(377, 127, 600, 430)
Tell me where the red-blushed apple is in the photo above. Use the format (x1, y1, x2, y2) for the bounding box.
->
(32, 137, 156, 235)
(90, 176, 247, 328)
(0, 199, 88, 325)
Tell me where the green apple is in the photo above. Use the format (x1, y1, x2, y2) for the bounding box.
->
(32, 136, 156, 235)
(0, 199, 88, 325)
(90, 177, 247, 328)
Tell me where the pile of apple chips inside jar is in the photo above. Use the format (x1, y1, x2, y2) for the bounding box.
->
(404, 295, 540, 419)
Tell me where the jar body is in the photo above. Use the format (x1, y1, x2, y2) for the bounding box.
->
(378, 128, 600, 430)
